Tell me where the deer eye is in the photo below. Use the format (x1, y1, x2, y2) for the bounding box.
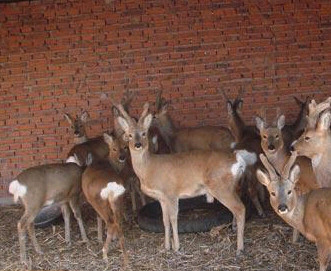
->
(142, 132, 146, 137)
(128, 134, 133, 139)
(275, 135, 279, 139)
(112, 148, 117, 152)
(304, 136, 311, 142)
(288, 190, 292, 195)
(271, 192, 276, 197)
(263, 135, 267, 139)
(124, 146, 128, 150)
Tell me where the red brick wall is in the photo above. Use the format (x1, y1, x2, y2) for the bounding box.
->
(0, 0, 330, 198)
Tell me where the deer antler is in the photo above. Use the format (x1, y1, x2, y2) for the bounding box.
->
(139, 102, 150, 120)
(282, 151, 298, 179)
(220, 89, 230, 102)
(121, 90, 136, 112)
(259, 153, 279, 181)
(116, 104, 136, 125)
(307, 97, 331, 129)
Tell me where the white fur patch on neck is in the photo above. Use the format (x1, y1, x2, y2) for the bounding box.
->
(66, 156, 81, 166)
(230, 142, 237, 149)
(312, 154, 322, 168)
(100, 182, 125, 200)
(75, 136, 87, 144)
(8, 180, 27, 203)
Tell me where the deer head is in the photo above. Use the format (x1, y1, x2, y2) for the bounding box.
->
(116, 102, 153, 153)
(292, 110, 331, 159)
(64, 111, 89, 143)
(256, 151, 300, 215)
(255, 114, 286, 154)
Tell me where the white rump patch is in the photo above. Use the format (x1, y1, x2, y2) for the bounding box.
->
(66, 155, 81, 166)
(100, 182, 125, 200)
(231, 150, 257, 178)
(206, 193, 214, 203)
(230, 142, 237, 149)
(312, 154, 322, 169)
(236, 150, 257, 166)
(8, 180, 27, 203)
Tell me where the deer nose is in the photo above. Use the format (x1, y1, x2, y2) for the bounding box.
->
(119, 154, 126, 162)
(134, 142, 142, 149)
(74, 131, 80, 135)
(268, 144, 275, 151)
(278, 204, 288, 214)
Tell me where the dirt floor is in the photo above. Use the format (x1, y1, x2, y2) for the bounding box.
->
(0, 201, 318, 271)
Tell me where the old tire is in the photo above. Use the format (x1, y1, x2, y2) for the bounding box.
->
(34, 203, 63, 228)
(137, 196, 233, 233)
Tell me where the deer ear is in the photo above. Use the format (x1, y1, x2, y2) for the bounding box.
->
(255, 116, 265, 132)
(317, 111, 331, 132)
(117, 117, 130, 134)
(64, 113, 73, 125)
(80, 111, 89, 122)
(289, 165, 300, 184)
(256, 169, 271, 187)
(226, 101, 233, 115)
(103, 133, 114, 145)
(277, 115, 285, 130)
(237, 100, 243, 112)
(160, 103, 168, 114)
(142, 114, 153, 130)
(112, 106, 120, 117)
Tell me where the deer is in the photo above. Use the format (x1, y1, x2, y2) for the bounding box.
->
(152, 90, 235, 153)
(292, 97, 331, 188)
(114, 102, 258, 255)
(64, 111, 89, 145)
(8, 157, 88, 264)
(223, 91, 266, 218)
(82, 134, 127, 261)
(255, 114, 319, 242)
(256, 151, 331, 271)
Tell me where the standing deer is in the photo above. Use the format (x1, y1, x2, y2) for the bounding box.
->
(8, 159, 88, 264)
(224, 91, 266, 217)
(115, 102, 257, 254)
(292, 97, 331, 188)
(82, 134, 127, 261)
(152, 90, 235, 153)
(256, 114, 319, 242)
(256, 151, 331, 271)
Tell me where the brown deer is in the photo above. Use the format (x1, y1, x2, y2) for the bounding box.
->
(224, 91, 266, 218)
(115, 102, 258, 254)
(256, 151, 331, 271)
(82, 134, 126, 261)
(64, 111, 89, 144)
(152, 90, 234, 153)
(292, 98, 331, 188)
(8, 159, 88, 264)
(256, 114, 319, 242)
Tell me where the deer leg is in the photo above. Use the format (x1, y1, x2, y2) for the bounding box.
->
(292, 228, 300, 243)
(61, 203, 71, 245)
(69, 198, 88, 242)
(159, 200, 171, 250)
(211, 189, 246, 255)
(27, 221, 43, 255)
(17, 213, 29, 264)
(97, 215, 103, 243)
(168, 199, 179, 251)
(316, 242, 329, 271)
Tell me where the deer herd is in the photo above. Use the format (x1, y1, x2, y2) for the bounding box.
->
(7, 90, 331, 271)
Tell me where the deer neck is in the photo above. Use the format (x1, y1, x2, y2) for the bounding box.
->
(278, 195, 306, 236)
(312, 142, 331, 187)
(229, 114, 245, 142)
(74, 136, 88, 145)
(265, 146, 288, 174)
(158, 115, 177, 150)
(129, 147, 151, 182)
